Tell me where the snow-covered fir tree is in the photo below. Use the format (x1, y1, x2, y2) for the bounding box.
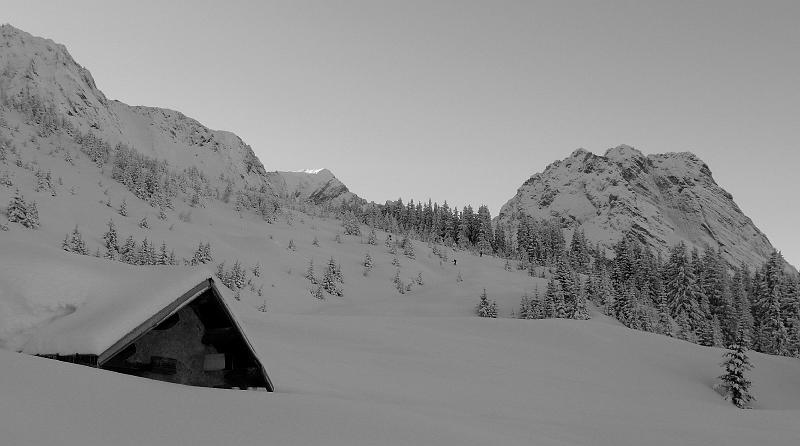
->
(305, 258, 317, 284)
(362, 252, 373, 276)
(717, 336, 755, 409)
(62, 226, 88, 255)
(322, 257, 343, 296)
(6, 189, 39, 229)
(476, 289, 498, 318)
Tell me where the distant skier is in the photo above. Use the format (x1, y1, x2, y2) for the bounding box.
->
(453, 258, 457, 266)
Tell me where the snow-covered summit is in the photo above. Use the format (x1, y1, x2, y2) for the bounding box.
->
(276, 168, 361, 204)
(0, 24, 272, 191)
(498, 145, 777, 269)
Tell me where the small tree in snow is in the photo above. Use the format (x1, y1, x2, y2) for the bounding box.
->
(716, 337, 755, 409)
(7, 189, 39, 229)
(312, 236, 319, 247)
(367, 227, 377, 245)
(476, 289, 498, 318)
(363, 252, 374, 276)
(139, 215, 149, 229)
(402, 234, 415, 258)
(393, 269, 405, 294)
(322, 257, 342, 296)
(287, 239, 296, 251)
(305, 258, 317, 284)
(312, 284, 325, 300)
(342, 211, 361, 236)
(63, 226, 88, 255)
(119, 198, 128, 216)
(252, 262, 262, 277)
(103, 219, 119, 255)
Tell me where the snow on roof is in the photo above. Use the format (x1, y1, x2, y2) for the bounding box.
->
(0, 239, 215, 356)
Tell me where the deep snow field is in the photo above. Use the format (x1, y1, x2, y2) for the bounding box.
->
(1, 210, 800, 445)
(1, 114, 799, 445)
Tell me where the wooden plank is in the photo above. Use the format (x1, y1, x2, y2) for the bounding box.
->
(150, 356, 177, 375)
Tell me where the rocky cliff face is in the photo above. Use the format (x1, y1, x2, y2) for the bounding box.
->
(497, 145, 776, 269)
(0, 24, 271, 191)
(275, 169, 362, 204)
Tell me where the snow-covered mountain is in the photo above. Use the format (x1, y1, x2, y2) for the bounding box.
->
(0, 24, 271, 191)
(497, 145, 778, 269)
(275, 168, 362, 204)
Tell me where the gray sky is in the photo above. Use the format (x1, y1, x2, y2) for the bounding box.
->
(6, 0, 800, 267)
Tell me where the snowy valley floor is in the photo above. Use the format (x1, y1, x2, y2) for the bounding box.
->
(1, 306, 799, 445)
(0, 197, 799, 445)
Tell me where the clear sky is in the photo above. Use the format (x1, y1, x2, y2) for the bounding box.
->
(5, 0, 799, 267)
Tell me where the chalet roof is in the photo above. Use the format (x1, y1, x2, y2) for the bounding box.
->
(0, 240, 243, 358)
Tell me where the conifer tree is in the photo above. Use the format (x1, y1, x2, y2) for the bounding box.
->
(120, 236, 136, 263)
(232, 260, 246, 289)
(657, 287, 673, 336)
(363, 252, 373, 276)
(759, 286, 789, 355)
(7, 189, 27, 224)
(402, 234, 415, 258)
(119, 198, 128, 216)
(322, 257, 342, 296)
(519, 294, 531, 319)
(573, 281, 590, 320)
(367, 227, 377, 245)
(665, 243, 702, 332)
(476, 289, 498, 318)
(545, 277, 564, 318)
(717, 336, 755, 409)
(6, 189, 38, 228)
(305, 259, 317, 284)
(253, 262, 262, 278)
(103, 219, 119, 254)
(25, 201, 39, 229)
(139, 215, 149, 229)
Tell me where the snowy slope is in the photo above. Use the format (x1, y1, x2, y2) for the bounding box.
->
(0, 24, 272, 191)
(1, 308, 799, 445)
(497, 146, 779, 270)
(276, 168, 361, 204)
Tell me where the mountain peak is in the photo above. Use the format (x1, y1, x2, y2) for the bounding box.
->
(0, 25, 271, 191)
(604, 144, 644, 161)
(276, 168, 361, 204)
(294, 168, 330, 175)
(498, 147, 776, 269)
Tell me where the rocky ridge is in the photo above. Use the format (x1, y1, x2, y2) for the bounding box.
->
(497, 145, 777, 269)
